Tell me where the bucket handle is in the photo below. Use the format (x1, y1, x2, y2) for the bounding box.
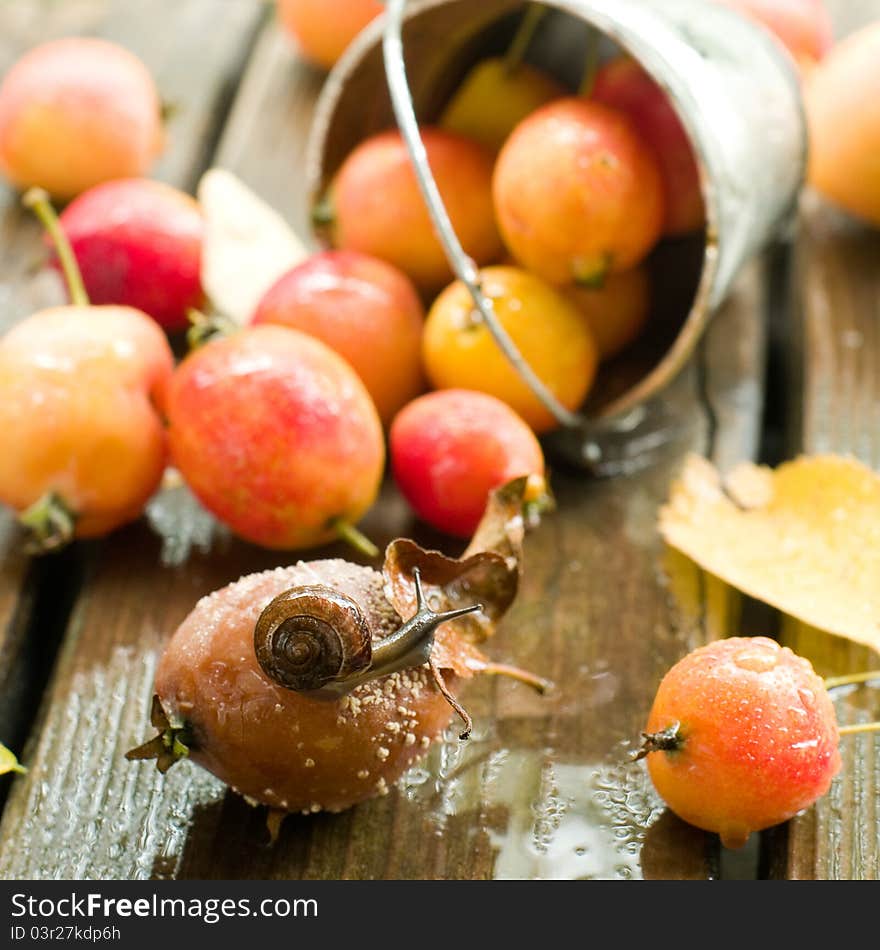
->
(381, 0, 583, 431)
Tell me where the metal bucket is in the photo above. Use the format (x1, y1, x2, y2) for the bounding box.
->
(305, 0, 806, 473)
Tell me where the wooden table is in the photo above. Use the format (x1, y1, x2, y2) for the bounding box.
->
(0, 0, 878, 881)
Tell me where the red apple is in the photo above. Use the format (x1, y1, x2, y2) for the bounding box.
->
(166, 325, 385, 552)
(252, 250, 424, 425)
(55, 178, 204, 334)
(592, 57, 705, 238)
(390, 389, 546, 537)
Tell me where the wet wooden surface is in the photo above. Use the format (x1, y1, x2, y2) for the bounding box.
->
(0, 0, 877, 881)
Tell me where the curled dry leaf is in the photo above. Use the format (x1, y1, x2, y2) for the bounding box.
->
(384, 475, 536, 677)
(659, 452, 880, 651)
(198, 168, 311, 324)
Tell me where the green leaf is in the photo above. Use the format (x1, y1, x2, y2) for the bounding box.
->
(0, 743, 26, 776)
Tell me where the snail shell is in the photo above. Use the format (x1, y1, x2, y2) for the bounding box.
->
(254, 585, 372, 691)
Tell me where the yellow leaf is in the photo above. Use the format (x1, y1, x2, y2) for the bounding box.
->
(0, 743, 26, 776)
(659, 453, 880, 653)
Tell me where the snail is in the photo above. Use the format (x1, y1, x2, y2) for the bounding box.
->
(128, 477, 551, 821)
(253, 567, 485, 733)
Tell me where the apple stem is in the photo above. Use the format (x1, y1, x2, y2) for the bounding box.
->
(469, 658, 553, 695)
(311, 196, 335, 229)
(125, 695, 192, 774)
(186, 308, 239, 350)
(579, 26, 602, 97)
(824, 670, 880, 690)
(331, 518, 380, 560)
(504, 2, 546, 74)
(22, 187, 90, 307)
(160, 99, 181, 123)
(633, 721, 683, 761)
(838, 721, 880, 737)
(430, 658, 473, 740)
(18, 491, 76, 555)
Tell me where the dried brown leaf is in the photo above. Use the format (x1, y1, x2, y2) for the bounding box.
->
(383, 477, 543, 676)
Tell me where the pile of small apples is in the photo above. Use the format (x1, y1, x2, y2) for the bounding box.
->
(0, 24, 549, 555)
(0, 0, 875, 560)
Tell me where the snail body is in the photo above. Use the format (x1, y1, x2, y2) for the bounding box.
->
(149, 560, 463, 814)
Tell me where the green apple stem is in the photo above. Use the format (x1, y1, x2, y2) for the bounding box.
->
(504, 2, 546, 74)
(824, 672, 880, 737)
(311, 196, 334, 226)
(186, 308, 239, 350)
(824, 670, 880, 689)
(18, 491, 76, 555)
(331, 518, 380, 560)
(579, 26, 601, 97)
(22, 187, 89, 307)
(160, 99, 181, 123)
(838, 721, 880, 737)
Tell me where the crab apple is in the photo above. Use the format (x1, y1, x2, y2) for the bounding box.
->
(390, 389, 546, 538)
(638, 636, 841, 850)
(0, 190, 173, 550)
(716, 0, 833, 67)
(165, 324, 385, 552)
(54, 178, 204, 334)
(592, 58, 705, 238)
(323, 127, 504, 293)
(0, 38, 163, 201)
(441, 58, 566, 153)
(277, 0, 383, 70)
(133, 560, 468, 814)
(562, 264, 651, 362)
(805, 22, 880, 227)
(493, 97, 665, 287)
(422, 266, 597, 434)
(127, 478, 552, 816)
(252, 250, 424, 425)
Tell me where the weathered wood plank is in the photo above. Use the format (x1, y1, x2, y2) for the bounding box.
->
(0, 0, 265, 811)
(0, 7, 770, 880)
(0, 0, 107, 796)
(764, 195, 880, 881)
(758, 0, 880, 883)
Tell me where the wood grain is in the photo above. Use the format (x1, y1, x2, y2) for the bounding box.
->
(0, 1, 105, 781)
(0, 0, 265, 798)
(0, 3, 770, 881)
(754, 0, 880, 884)
(764, 195, 880, 881)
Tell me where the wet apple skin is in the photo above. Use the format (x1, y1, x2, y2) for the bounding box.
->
(643, 636, 841, 849)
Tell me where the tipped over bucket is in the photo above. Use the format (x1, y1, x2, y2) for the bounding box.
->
(306, 0, 807, 473)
